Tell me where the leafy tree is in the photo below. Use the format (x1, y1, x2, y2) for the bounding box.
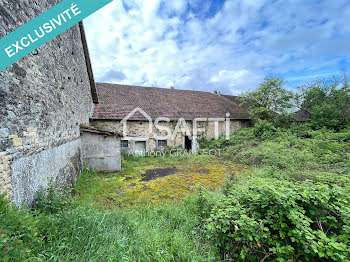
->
(299, 75, 350, 130)
(242, 77, 297, 125)
(339, 73, 350, 127)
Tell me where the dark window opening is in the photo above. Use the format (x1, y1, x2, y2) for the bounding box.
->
(121, 140, 129, 148)
(157, 140, 167, 147)
(184, 136, 192, 150)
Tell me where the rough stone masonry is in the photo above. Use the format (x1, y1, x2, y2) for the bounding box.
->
(0, 0, 95, 206)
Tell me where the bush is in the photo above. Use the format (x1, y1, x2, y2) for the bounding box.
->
(251, 119, 277, 139)
(196, 124, 350, 260)
(33, 183, 72, 214)
(199, 125, 350, 182)
(200, 177, 350, 261)
(0, 194, 45, 261)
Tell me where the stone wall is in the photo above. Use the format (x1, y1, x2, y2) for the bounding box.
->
(90, 119, 249, 152)
(0, 0, 93, 205)
(11, 139, 82, 206)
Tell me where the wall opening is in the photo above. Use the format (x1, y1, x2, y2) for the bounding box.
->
(184, 136, 192, 151)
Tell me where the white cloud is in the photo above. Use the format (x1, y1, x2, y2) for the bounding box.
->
(210, 70, 248, 83)
(83, 0, 350, 94)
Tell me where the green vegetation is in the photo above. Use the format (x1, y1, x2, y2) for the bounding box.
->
(1, 76, 349, 261)
(194, 75, 350, 261)
(0, 193, 218, 261)
(198, 126, 350, 261)
(243, 75, 350, 129)
(199, 125, 350, 183)
(1, 155, 246, 261)
(242, 77, 297, 124)
(2, 125, 348, 261)
(299, 76, 350, 130)
(74, 155, 249, 208)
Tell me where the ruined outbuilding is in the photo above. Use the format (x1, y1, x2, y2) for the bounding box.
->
(80, 125, 122, 172)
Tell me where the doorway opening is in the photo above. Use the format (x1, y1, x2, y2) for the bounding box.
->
(135, 141, 146, 155)
(184, 136, 192, 151)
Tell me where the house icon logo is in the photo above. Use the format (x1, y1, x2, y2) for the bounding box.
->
(120, 107, 153, 137)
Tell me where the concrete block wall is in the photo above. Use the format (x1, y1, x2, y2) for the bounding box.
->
(0, 0, 93, 205)
(81, 132, 121, 172)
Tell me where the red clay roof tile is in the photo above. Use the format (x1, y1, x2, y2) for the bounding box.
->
(92, 83, 250, 120)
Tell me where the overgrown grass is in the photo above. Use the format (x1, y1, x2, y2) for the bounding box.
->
(0, 194, 218, 261)
(0, 155, 240, 261)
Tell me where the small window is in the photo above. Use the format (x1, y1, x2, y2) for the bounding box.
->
(121, 140, 129, 148)
(157, 140, 167, 147)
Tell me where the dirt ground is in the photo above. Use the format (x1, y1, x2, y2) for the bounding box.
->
(140, 168, 180, 181)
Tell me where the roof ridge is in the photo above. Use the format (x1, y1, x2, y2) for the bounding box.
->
(96, 82, 213, 94)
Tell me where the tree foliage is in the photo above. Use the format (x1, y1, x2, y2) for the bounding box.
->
(242, 77, 297, 124)
(243, 75, 350, 130)
(299, 75, 350, 130)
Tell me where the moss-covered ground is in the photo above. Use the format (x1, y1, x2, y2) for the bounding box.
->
(75, 154, 250, 208)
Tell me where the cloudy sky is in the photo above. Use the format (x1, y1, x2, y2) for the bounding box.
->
(84, 0, 350, 95)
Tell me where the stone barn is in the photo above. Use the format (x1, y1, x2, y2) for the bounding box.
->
(90, 83, 251, 154)
(0, 0, 99, 206)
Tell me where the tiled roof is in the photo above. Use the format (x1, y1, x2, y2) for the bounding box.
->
(222, 95, 251, 111)
(92, 83, 250, 120)
(294, 109, 310, 122)
(80, 124, 122, 136)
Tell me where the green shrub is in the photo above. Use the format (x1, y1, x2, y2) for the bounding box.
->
(33, 183, 72, 214)
(197, 125, 350, 260)
(199, 125, 350, 182)
(0, 194, 45, 261)
(251, 119, 278, 139)
(200, 177, 350, 261)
